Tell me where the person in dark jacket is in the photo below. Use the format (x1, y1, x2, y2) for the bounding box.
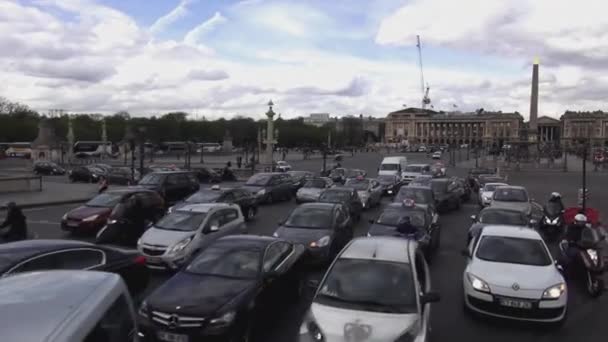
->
(396, 217, 418, 236)
(0, 202, 27, 242)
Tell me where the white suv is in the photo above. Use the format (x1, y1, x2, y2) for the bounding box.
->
(138, 203, 246, 270)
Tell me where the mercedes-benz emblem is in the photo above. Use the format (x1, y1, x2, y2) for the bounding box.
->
(168, 314, 179, 329)
(344, 321, 372, 342)
(512, 283, 520, 291)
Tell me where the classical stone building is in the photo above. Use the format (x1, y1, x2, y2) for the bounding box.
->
(384, 108, 524, 147)
(560, 111, 608, 147)
(537, 116, 561, 144)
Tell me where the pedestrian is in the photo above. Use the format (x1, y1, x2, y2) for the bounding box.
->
(0, 202, 27, 242)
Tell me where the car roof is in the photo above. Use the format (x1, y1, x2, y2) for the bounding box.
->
(408, 163, 429, 167)
(0, 239, 95, 272)
(297, 202, 337, 210)
(430, 178, 450, 183)
(340, 237, 413, 264)
(483, 182, 508, 187)
(146, 171, 193, 175)
(177, 203, 234, 213)
(0, 270, 122, 342)
(479, 225, 541, 239)
(495, 185, 525, 190)
(480, 207, 525, 214)
(105, 187, 153, 195)
(382, 156, 405, 162)
(403, 185, 431, 191)
(325, 187, 353, 192)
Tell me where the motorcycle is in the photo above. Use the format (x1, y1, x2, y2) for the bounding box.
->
(540, 202, 564, 240)
(559, 226, 606, 297)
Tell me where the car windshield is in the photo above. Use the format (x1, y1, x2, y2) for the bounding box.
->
(377, 175, 396, 183)
(316, 259, 416, 314)
(493, 188, 528, 202)
(380, 163, 399, 171)
(185, 191, 222, 203)
(483, 184, 505, 192)
(186, 245, 260, 278)
(155, 211, 207, 231)
(246, 174, 271, 186)
(344, 179, 369, 191)
(405, 165, 423, 172)
(479, 210, 526, 225)
(376, 209, 426, 227)
(476, 236, 551, 266)
(284, 207, 332, 229)
(319, 190, 350, 202)
(139, 174, 163, 185)
(303, 179, 326, 188)
(395, 188, 432, 204)
(86, 193, 123, 207)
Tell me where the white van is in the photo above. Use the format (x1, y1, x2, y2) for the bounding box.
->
(379, 156, 408, 177)
(0, 270, 139, 341)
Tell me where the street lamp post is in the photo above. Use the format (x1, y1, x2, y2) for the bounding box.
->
(581, 139, 588, 211)
(138, 127, 146, 178)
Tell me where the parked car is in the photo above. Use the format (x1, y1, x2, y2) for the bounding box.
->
(395, 185, 438, 219)
(0, 270, 140, 342)
(288, 170, 315, 190)
(61, 188, 165, 235)
(138, 203, 246, 270)
(33, 161, 65, 175)
(343, 177, 383, 209)
(376, 174, 404, 196)
(274, 202, 354, 263)
(0, 240, 149, 295)
(477, 174, 508, 190)
(430, 178, 463, 212)
(169, 185, 258, 221)
(318, 187, 363, 222)
(68, 165, 107, 183)
(138, 235, 306, 342)
(299, 237, 439, 342)
(467, 167, 497, 191)
(275, 160, 292, 172)
(452, 177, 472, 201)
(432, 151, 442, 159)
(241, 172, 294, 203)
(296, 177, 333, 203)
(137, 171, 200, 204)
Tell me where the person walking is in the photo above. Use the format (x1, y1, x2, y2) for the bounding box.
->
(0, 202, 27, 242)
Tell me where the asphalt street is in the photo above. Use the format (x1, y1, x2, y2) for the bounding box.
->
(11, 152, 608, 341)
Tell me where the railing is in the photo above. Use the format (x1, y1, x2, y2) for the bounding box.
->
(0, 175, 42, 194)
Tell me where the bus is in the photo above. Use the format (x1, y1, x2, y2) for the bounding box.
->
(4, 142, 32, 158)
(199, 142, 222, 153)
(73, 141, 115, 158)
(158, 142, 188, 154)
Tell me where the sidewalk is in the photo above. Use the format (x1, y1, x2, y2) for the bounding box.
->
(0, 182, 98, 210)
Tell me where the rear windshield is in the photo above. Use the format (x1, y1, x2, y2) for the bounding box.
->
(493, 188, 528, 202)
(376, 209, 426, 227)
(319, 190, 350, 202)
(405, 165, 423, 172)
(380, 163, 399, 171)
(476, 236, 551, 266)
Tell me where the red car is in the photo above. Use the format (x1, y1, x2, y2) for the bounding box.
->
(61, 188, 165, 235)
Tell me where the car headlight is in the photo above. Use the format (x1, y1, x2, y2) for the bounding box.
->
(587, 249, 599, 264)
(167, 206, 174, 213)
(167, 236, 193, 255)
(137, 238, 142, 247)
(544, 217, 551, 224)
(542, 283, 566, 299)
(257, 189, 266, 196)
(466, 273, 491, 293)
(310, 236, 330, 248)
(366, 232, 372, 237)
(82, 214, 99, 222)
(482, 196, 491, 202)
(107, 219, 118, 224)
(209, 311, 236, 327)
(387, 190, 393, 194)
(552, 217, 559, 224)
(138, 301, 148, 318)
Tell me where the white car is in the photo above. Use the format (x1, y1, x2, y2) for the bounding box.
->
(478, 182, 508, 207)
(431, 151, 442, 159)
(275, 160, 292, 172)
(299, 237, 439, 342)
(463, 225, 567, 324)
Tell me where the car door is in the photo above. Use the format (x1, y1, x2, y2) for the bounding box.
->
(259, 241, 303, 308)
(335, 206, 353, 245)
(217, 208, 245, 235)
(414, 251, 432, 334)
(194, 210, 224, 251)
(370, 180, 382, 203)
(185, 173, 200, 196)
(6, 248, 106, 275)
(163, 174, 181, 202)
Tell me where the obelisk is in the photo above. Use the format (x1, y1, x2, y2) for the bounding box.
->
(529, 58, 539, 141)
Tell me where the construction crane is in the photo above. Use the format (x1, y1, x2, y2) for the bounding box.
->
(416, 35, 431, 109)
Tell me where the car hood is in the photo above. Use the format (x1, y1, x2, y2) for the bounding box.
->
(274, 226, 331, 245)
(147, 272, 255, 316)
(66, 206, 111, 220)
(469, 260, 562, 291)
(140, 227, 195, 247)
(367, 224, 400, 237)
(402, 172, 422, 178)
(298, 188, 323, 197)
(490, 201, 531, 214)
(309, 303, 419, 342)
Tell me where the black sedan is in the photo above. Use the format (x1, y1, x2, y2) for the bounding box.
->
(33, 161, 65, 175)
(287, 170, 315, 190)
(430, 178, 462, 212)
(195, 167, 222, 183)
(169, 185, 258, 221)
(138, 235, 306, 342)
(69, 165, 107, 183)
(318, 187, 363, 222)
(376, 174, 404, 196)
(0, 239, 149, 295)
(467, 207, 533, 244)
(327, 167, 347, 184)
(274, 202, 354, 263)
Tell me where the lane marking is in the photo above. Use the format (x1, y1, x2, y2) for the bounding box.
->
(27, 220, 60, 225)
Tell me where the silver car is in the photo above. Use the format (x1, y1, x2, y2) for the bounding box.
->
(478, 182, 508, 207)
(299, 237, 439, 342)
(296, 177, 334, 203)
(402, 164, 431, 184)
(344, 177, 383, 209)
(137, 203, 246, 270)
(490, 185, 533, 217)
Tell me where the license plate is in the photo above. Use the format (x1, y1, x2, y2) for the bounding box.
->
(499, 298, 532, 309)
(157, 331, 188, 342)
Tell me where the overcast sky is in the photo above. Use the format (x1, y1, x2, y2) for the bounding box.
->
(1, 0, 606, 119)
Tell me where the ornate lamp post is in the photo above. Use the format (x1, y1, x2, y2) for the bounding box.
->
(262, 101, 278, 168)
(67, 116, 74, 163)
(101, 118, 107, 160)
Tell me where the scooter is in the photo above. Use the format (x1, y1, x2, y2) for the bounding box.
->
(559, 226, 606, 297)
(540, 203, 564, 240)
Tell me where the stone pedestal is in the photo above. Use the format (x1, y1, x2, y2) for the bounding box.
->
(31, 119, 61, 163)
(222, 131, 233, 153)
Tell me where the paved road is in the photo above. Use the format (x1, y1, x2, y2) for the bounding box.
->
(12, 152, 608, 341)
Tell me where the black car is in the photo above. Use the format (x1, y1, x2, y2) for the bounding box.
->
(68, 165, 107, 183)
(138, 235, 306, 342)
(195, 167, 222, 183)
(467, 168, 496, 191)
(274, 203, 354, 263)
(376, 174, 404, 196)
(287, 170, 315, 190)
(394, 185, 437, 215)
(409, 175, 434, 187)
(0, 239, 149, 295)
(430, 178, 462, 212)
(138, 171, 200, 204)
(106, 167, 139, 185)
(467, 207, 532, 244)
(477, 174, 507, 190)
(241, 172, 294, 204)
(367, 202, 440, 260)
(170, 185, 258, 221)
(328, 167, 347, 184)
(318, 187, 363, 222)
(33, 161, 65, 175)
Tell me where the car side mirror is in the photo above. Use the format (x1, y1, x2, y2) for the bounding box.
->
(420, 291, 441, 304)
(208, 223, 219, 233)
(460, 249, 471, 257)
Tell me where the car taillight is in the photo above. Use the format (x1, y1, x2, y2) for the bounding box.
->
(134, 256, 146, 265)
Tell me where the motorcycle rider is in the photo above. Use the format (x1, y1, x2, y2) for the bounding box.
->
(0, 202, 28, 242)
(547, 192, 565, 212)
(560, 213, 589, 273)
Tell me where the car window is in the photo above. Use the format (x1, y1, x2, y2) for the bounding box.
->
(84, 295, 135, 342)
(10, 249, 105, 274)
(263, 242, 291, 272)
(493, 188, 528, 202)
(166, 174, 180, 185)
(205, 212, 223, 230)
(219, 209, 239, 226)
(186, 173, 198, 184)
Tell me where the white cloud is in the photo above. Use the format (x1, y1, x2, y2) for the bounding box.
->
(150, 0, 195, 34)
(240, 2, 330, 37)
(187, 69, 229, 81)
(183, 12, 227, 45)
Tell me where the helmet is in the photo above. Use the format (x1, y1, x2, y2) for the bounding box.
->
(574, 213, 587, 225)
(398, 216, 411, 225)
(550, 192, 561, 199)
